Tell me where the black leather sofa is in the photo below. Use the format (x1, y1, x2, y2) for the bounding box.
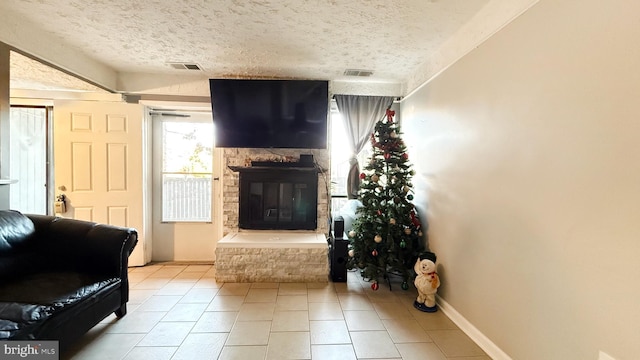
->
(0, 210, 138, 350)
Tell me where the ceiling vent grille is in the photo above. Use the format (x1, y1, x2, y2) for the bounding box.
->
(344, 69, 374, 77)
(168, 62, 203, 71)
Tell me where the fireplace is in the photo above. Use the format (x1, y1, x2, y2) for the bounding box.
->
(217, 152, 329, 283)
(233, 165, 318, 230)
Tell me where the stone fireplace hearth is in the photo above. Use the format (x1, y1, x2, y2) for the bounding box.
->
(215, 231, 328, 282)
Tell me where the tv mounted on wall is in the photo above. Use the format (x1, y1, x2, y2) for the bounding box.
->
(209, 79, 329, 149)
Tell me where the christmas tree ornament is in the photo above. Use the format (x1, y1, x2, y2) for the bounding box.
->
(390, 130, 398, 138)
(377, 210, 382, 216)
(372, 249, 378, 256)
(371, 174, 379, 183)
(410, 211, 421, 227)
(402, 153, 409, 159)
(407, 194, 414, 201)
(394, 197, 400, 204)
(374, 235, 382, 243)
(389, 218, 396, 225)
(372, 282, 379, 291)
(400, 239, 406, 248)
(402, 281, 409, 290)
(403, 185, 410, 193)
(348, 249, 354, 257)
(404, 228, 412, 235)
(348, 230, 356, 238)
(384, 152, 391, 160)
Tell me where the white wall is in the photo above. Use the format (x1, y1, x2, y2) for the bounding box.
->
(0, 44, 10, 208)
(401, 0, 640, 359)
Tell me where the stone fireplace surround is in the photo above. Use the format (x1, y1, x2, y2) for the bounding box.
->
(215, 148, 330, 282)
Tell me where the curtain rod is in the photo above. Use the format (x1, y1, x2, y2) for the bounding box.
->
(331, 95, 403, 102)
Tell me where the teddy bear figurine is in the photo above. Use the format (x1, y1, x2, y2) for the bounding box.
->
(413, 252, 440, 312)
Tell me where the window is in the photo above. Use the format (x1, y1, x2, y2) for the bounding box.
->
(330, 110, 350, 214)
(330, 109, 371, 216)
(161, 119, 214, 222)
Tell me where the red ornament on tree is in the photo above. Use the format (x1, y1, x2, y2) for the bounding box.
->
(371, 282, 379, 291)
(359, 173, 366, 180)
(410, 211, 421, 227)
(384, 153, 391, 160)
(402, 153, 409, 160)
(372, 249, 378, 256)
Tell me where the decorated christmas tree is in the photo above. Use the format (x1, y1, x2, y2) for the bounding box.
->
(347, 108, 424, 290)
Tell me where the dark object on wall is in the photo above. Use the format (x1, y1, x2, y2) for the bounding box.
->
(333, 216, 344, 239)
(0, 210, 138, 351)
(330, 232, 349, 282)
(210, 79, 329, 149)
(299, 154, 314, 164)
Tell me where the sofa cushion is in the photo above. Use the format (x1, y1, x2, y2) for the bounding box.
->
(0, 251, 54, 281)
(0, 272, 120, 340)
(0, 210, 36, 254)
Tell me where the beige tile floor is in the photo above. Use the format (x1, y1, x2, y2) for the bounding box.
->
(62, 264, 490, 360)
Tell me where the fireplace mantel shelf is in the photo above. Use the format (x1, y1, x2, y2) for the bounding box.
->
(228, 165, 323, 173)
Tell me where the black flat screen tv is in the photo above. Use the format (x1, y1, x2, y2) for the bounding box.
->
(209, 79, 329, 149)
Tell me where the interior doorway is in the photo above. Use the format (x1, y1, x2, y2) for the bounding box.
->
(9, 106, 51, 214)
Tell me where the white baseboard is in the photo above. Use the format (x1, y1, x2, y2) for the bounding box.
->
(437, 295, 512, 360)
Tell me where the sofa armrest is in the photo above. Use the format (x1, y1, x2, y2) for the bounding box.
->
(26, 215, 138, 279)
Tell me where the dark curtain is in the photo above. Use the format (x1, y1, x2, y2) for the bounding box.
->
(334, 95, 395, 199)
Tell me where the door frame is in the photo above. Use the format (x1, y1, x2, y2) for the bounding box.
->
(149, 110, 222, 262)
(7, 104, 53, 214)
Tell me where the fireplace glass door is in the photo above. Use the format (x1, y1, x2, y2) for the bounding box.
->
(240, 169, 317, 230)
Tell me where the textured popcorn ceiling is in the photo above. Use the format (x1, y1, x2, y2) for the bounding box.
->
(10, 52, 106, 92)
(0, 0, 537, 95)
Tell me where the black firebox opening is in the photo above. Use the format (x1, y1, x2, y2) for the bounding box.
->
(238, 168, 318, 230)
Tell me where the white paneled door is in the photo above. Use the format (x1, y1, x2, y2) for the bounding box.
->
(54, 100, 146, 266)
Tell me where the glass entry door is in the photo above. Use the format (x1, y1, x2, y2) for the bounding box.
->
(9, 106, 49, 214)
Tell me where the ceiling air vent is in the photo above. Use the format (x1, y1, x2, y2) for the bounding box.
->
(344, 69, 374, 77)
(167, 62, 203, 71)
